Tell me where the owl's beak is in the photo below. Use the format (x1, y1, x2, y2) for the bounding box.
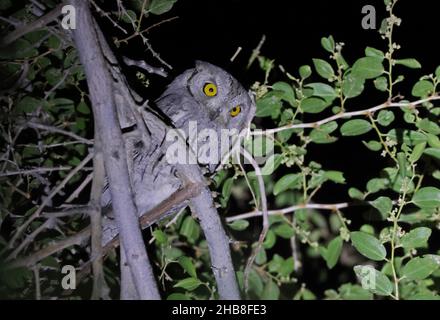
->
(208, 108, 222, 122)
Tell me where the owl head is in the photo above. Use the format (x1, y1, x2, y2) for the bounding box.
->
(156, 61, 256, 171)
(156, 61, 256, 134)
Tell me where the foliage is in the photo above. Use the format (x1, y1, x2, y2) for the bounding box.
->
(0, 0, 439, 300)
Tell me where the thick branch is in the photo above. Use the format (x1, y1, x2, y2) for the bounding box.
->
(0, 4, 63, 47)
(178, 164, 241, 300)
(9, 182, 203, 269)
(71, 0, 159, 300)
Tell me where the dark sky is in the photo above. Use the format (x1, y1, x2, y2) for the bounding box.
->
(127, 0, 439, 205)
(145, 0, 439, 84)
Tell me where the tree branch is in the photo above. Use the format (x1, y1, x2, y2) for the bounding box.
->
(0, 3, 63, 47)
(252, 95, 440, 135)
(178, 164, 241, 300)
(226, 201, 370, 223)
(70, 0, 160, 300)
(240, 148, 269, 292)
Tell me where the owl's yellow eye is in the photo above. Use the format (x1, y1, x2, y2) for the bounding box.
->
(230, 105, 241, 117)
(203, 83, 217, 97)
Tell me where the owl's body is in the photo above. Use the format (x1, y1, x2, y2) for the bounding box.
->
(101, 61, 255, 245)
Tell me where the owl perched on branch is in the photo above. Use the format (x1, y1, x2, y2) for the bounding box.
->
(101, 61, 256, 245)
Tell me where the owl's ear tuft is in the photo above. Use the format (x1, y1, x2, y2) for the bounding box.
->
(195, 60, 214, 73)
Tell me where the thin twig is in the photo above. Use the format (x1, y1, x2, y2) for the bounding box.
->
(122, 57, 168, 77)
(252, 95, 440, 135)
(7, 153, 93, 252)
(0, 166, 73, 178)
(65, 172, 93, 203)
(116, 16, 178, 45)
(240, 148, 269, 292)
(247, 35, 266, 69)
(9, 218, 57, 259)
(226, 201, 368, 223)
(90, 0, 128, 34)
(27, 121, 93, 145)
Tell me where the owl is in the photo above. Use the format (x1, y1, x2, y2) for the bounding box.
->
(156, 60, 255, 135)
(101, 61, 256, 245)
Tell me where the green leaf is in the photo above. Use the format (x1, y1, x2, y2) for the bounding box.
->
(256, 93, 282, 118)
(365, 47, 385, 60)
(351, 231, 387, 261)
(305, 82, 337, 101)
(353, 265, 393, 296)
(409, 142, 426, 163)
(412, 80, 434, 97)
(268, 254, 283, 273)
(310, 121, 338, 144)
(120, 10, 136, 23)
(412, 187, 440, 209)
(363, 140, 382, 152)
(321, 36, 335, 52)
(180, 216, 200, 243)
(299, 65, 312, 79)
(312, 58, 335, 79)
(263, 230, 277, 249)
(279, 257, 295, 277)
(272, 82, 295, 106)
(409, 293, 440, 300)
(427, 134, 440, 148)
(342, 74, 365, 98)
(163, 247, 184, 260)
(352, 57, 384, 79)
(424, 148, 440, 160)
(348, 187, 364, 200)
(255, 248, 267, 265)
(221, 177, 233, 201)
(16, 96, 41, 113)
(366, 178, 388, 193)
(167, 293, 190, 300)
(273, 173, 301, 196)
(173, 277, 202, 291)
(248, 269, 264, 296)
(371, 196, 392, 218)
(178, 256, 197, 278)
(261, 279, 280, 299)
(228, 219, 249, 231)
(401, 227, 432, 249)
(273, 223, 295, 239)
(416, 119, 440, 135)
(436, 66, 440, 78)
(373, 76, 388, 92)
(386, 129, 428, 146)
(339, 284, 373, 300)
(77, 101, 90, 115)
(397, 152, 407, 178)
(261, 154, 283, 175)
(395, 58, 422, 69)
(44, 68, 62, 86)
(0, 39, 38, 59)
(149, 0, 177, 15)
(340, 119, 372, 136)
(322, 236, 343, 269)
(301, 97, 330, 114)
(324, 171, 345, 184)
(152, 229, 167, 245)
(0, 267, 33, 289)
(377, 110, 395, 126)
(401, 257, 438, 280)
